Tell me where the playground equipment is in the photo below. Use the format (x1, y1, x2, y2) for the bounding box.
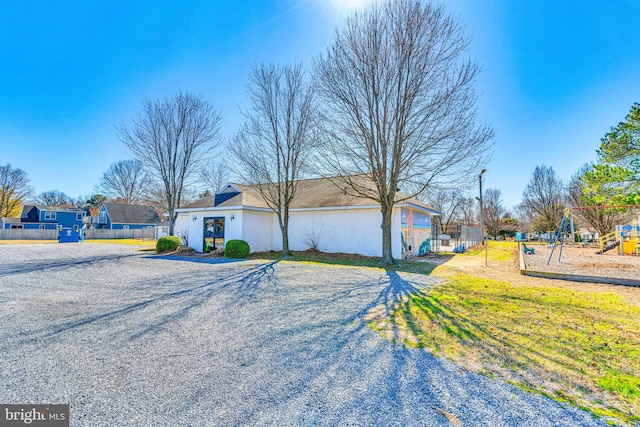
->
(547, 209, 571, 265)
(599, 219, 639, 255)
(546, 205, 640, 262)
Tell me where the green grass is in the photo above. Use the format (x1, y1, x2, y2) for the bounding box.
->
(252, 245, 640, 424)
(250, 250, 446, 275)
(369, 274, 640, 425)
(0, 240, 56, 244)
(84, 239, 157, 250)
(455, 240, 518, 261)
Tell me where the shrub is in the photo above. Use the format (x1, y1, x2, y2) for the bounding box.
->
(156, 236, 182, 253)
(225, 239, 250, 258)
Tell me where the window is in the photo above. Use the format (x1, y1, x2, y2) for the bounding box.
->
(123, 225, 129, 229)
(39, 225, 46, 230)
(99, 212, 107, 224)
(76, 213, 82, 220)
(44, 211, 56, 220)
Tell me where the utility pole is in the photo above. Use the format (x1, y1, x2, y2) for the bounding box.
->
(479, 169, 487, 266)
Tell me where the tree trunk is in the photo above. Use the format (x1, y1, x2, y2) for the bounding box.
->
(168, 210, 175, 236)
(281, 212, 291, 259)
(380, 205, 394, 265)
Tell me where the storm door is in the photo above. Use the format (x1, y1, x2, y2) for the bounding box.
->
(203, 217, 225, 252)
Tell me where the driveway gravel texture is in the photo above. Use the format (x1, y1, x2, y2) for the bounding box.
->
(0, 244, 608, 426)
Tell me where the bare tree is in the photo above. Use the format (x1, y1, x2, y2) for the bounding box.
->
(514, 202, 534, 234)
(118, 92, 222, 235)
(97, 159, 153, 204)
(313, 0, 493, 264)
(483, 188, 506, 239)
(422, 188, 467, 235)
(144, 183, 197, 222)
(200, 159, 230, 194)
(0, 164, 32, 217)
(521, 165, 566, 234)
(230, 63, 317, 258)
(459, 196, 478, 227)
(37, 189, 70, 206)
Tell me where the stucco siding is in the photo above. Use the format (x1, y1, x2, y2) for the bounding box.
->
(179, 205, 425, 258)
(276, 208, 386, 257)
(241, 210, 273, 253)
(174, 214, 190, 245)
(179, 210, 243, 252)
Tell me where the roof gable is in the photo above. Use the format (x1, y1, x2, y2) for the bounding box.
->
(181, 176, 439, 215)
(103, 203, 160, 224)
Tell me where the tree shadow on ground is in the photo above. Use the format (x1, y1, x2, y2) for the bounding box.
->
(11, 261, 280, 344)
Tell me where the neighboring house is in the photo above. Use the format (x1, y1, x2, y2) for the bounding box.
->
(0, 217, 23, 229)
(155, 221, 171, 240)
(175, 176, 441, 258)
(94, 203, 160, 229)
(1, 205, 86, 230)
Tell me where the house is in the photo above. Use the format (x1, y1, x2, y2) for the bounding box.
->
(1, 205, 86, 230)
(175, 176, 441, 258)
(93, 203, 160, 229)
(0, 217, 22, 229)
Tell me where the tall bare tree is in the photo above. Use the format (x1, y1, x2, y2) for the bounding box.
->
(422, 188, 467, 235)
(0, 164, 32, 217)
(97, 159, 153, 204)
(314, 0, 493, 264)
(200, 159, 230, 194)
(118, 92, 222, 234)
(230, 63, 316, 258)
(37, 189, 70, 206)
(521, 165, 566, 234)
(483, 188, 506, 239)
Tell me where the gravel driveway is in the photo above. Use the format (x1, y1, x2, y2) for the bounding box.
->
(0, 244, 607, 426)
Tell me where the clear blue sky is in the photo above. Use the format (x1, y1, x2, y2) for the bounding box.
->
(1, 0, 639, 210)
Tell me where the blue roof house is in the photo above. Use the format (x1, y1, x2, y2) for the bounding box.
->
(1, 205, 86, 229)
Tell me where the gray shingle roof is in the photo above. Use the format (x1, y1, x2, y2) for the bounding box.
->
(0, 217, 21, 224)
(103, 203, 160, 224)
(183, 176, 439, 214)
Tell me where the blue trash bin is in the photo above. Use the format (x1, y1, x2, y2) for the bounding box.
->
(58, 227, 84, 243)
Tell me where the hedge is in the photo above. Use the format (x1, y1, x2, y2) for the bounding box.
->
(156, 236, 182, 253)
(225, 239, 250, 258)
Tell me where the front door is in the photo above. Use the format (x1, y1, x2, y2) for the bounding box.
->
(203, 217, 225, 252)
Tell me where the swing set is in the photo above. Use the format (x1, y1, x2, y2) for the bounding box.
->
(547, 205, 640, 265)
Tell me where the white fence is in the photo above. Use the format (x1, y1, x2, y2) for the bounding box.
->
(0, 228, 156, 240)
(0, 229, 58, 240)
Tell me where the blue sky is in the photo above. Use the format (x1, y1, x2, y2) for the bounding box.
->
(1, 0, 639, 210)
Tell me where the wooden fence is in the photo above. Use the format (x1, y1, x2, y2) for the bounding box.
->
(0, 228, 156, 240)
(0, 229, 58, 240)
(84, 228, 156, 240)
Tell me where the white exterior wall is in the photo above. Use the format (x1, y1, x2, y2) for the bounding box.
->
(174, 213, 190, 244)
(391, 208, 403, 258)
(177, 209, 243, 252)
(241, 210, 274, 252)
(271, 207, 402, 258)
(178, 205, 419, 258)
